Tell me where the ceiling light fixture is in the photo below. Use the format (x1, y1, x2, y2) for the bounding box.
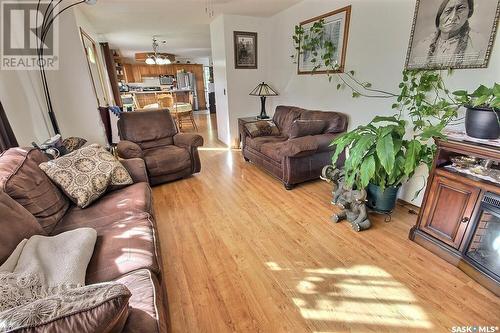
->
(146, 37, 171, 65)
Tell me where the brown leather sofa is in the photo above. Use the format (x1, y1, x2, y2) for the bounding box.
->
(0, 147, 168, 333)
(116, 110, 203, 186)
(242, 105, 348, 189)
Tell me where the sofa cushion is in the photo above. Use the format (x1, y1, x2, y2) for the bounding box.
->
(0, 281, 130, 333)
(289, 120, 326, 138)
(144, 145, 191, 177)
(51, 183, 157, 284)
(272, 106, 304, 137)
(0, 147, 69, 233)
(117, 269, 168, 333)
(0, 191, 45, 264)
(300, 110, 348, 134)
(40, 144, 133, 208)
(245, 136, 288, 152)
(118, 110, 177, 148)
(244, 120, 280, 138)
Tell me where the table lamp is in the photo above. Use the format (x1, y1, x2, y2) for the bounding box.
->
(249, 82, 278, 119)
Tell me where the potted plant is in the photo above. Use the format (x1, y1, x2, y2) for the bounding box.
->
(330, 71, 459, 212)
(453, 84, 500, 139)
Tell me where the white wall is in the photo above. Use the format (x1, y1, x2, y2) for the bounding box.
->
(210, 15, 271, 147)
(0, 3, 108, 146)
(211, 0, 500, 205)
(210, 16, 231, 145)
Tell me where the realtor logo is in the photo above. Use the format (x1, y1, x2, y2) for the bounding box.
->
(1, 1, 59, 70)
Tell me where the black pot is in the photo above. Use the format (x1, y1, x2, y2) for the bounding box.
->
(465, 106, 500, 139)
(366, 183, 400, 213)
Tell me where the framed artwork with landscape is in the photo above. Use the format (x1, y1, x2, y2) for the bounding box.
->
(297, 6, 351, 74)
(234, 31, 257, 69)
(405, 0, 500, 70)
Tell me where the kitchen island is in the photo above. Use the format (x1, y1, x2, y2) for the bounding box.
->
(122, 89, 193, 109)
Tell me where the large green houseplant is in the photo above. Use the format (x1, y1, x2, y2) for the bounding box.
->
(292, 21, 461, 211)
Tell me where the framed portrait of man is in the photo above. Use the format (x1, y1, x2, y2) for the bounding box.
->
(405, 0, 500, 70)
(234, 31, 257, 69)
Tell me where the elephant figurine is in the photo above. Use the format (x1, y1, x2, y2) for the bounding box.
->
(321, 166, 345, 205)
(331, 188, 371, 232)
(322, 165, 371, 232)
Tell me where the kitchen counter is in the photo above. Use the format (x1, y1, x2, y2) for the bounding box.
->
(122, 89, 193, 108)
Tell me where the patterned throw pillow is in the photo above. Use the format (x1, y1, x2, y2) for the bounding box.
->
(39, 144, 133, 208)
(62, 137, 87, 153)
(245, 120, 280, 138)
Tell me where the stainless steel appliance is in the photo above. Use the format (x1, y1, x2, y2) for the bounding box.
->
(176, 72, 198, 110)
(159, 74, 175, 85)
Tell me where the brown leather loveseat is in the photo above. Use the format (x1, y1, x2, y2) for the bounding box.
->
(117, 110, 203, 186)
(0, 147, 168, 333)
(242, 105, 348, 189)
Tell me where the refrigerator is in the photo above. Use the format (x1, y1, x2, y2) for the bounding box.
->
(176, 72, 198, 110)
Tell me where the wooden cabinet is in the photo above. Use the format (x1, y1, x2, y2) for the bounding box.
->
(410, 138, 499, 295)
(123, 63, 207, 109)
(419, 173, 480, 249)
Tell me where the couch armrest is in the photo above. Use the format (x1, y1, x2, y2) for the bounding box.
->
(117, 140, 143, 159)
(120, 158, 149, 183)
(280, 136, 319, 157)
(173, 133, 204, 148)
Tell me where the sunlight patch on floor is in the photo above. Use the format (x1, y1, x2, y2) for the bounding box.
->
(287, 265, 433, 330)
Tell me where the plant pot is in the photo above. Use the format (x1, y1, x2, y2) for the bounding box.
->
(366, 183, 400, 213)
(465, 106, 500, 139)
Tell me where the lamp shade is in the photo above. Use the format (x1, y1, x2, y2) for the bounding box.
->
(249, 82, 278, 97)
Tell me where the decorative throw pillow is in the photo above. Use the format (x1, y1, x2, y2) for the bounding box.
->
(0, 278, 131, 333)
(245, 120, 280, 138)
(289, 119, 326, 138)
(62, 136, 87, 153)
(39, 144, 133, 208)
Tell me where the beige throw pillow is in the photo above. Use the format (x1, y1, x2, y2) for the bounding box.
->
(40, 144, 132, 208)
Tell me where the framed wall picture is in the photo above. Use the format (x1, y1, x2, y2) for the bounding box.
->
(405, 0, 500, 70)
(80, 28, 108, 106)
(234, 31, 257, 69)
(297, 5, 351, 74)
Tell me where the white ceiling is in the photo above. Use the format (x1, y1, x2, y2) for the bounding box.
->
(79, 0, 301, 60)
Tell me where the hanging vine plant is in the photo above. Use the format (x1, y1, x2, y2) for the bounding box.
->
(290, 19, 463, 200)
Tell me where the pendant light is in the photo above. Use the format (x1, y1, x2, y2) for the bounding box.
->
(146, 37, 171, 65)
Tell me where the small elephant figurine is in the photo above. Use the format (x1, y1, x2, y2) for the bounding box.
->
(330, 187, 372, 232)
(321, 166, 345, 205)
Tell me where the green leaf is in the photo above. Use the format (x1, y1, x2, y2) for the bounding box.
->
(473, 95, 490, 107)
(371, 116, 400, 124)
(452, 90, 468, 97)
(336, 83, 341, 90)
(345, 134, 375, 171)
(404, 140, 422, 176)
(352, 92, 361, 98)
(376, 134, 395, 175)
(359, 155, 376, 188)
(493, 83, 500, 97)
(471, 85, 491, 97)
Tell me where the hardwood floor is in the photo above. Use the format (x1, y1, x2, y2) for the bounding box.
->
(153, 114, 499, 333)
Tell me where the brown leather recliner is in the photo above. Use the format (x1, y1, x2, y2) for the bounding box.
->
(117, 109, 203, 186)
(242, 105, 348, 189)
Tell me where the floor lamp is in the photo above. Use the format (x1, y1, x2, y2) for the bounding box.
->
(36, 0, 97, 135)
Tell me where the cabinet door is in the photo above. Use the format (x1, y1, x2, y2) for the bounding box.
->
(420, 174, 480, 249)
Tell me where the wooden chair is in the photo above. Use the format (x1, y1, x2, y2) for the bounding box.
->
(158, 93, 198, 131)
